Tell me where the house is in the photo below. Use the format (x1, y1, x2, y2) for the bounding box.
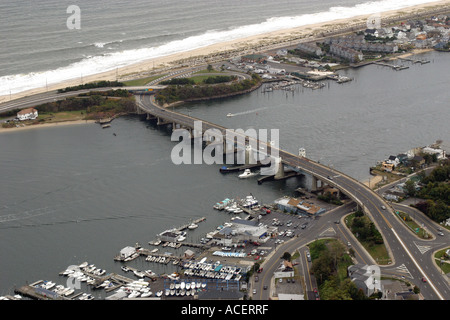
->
(17, 108, 38, 121)
(329, 44, 363, 62)
(297, 42, 323, 56)
(397, 154, 408, 164)
(386, 155, 400, 167)
(348, 264, 382, 297)
(381, 162, 394, 172)
(411, 155, 425, 167)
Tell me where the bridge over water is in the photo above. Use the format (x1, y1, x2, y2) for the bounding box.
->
(135, 90, 447, 300)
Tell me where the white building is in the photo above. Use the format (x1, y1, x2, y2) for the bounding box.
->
(119, 246, 136, 259)
(17, 108, 38, 121)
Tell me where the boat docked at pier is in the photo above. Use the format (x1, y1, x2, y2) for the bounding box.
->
(238, 169, 257, 179)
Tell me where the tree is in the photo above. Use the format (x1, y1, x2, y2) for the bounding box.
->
(404, 179, 416, 197)
(207, 64, 213, 72)
(281, 252, 291, 261)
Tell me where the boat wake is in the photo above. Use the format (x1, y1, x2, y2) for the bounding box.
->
(227, 107, 268, 117)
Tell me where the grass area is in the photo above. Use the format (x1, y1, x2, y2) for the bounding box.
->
(193, 68, 224, 74)
(188, 75, 215, 84)
(394, 210, 430, 239)
(434, 248, 450, 274)
(122, 75, 165, 86)
(345, 213, 391, 265)
(38, 110, 86, 122)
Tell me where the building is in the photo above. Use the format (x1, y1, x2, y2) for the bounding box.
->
(274, 197, 325, 216)
(119, 246, 136, 259)
(329, 44, 363, 62)
(348, 264, 382, 297)
(297, 42, 323, 56)
(17, 108, 38, 121)
(214, 219, 270, 245)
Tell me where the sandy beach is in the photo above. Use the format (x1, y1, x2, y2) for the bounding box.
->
(1, 0, 449, 104)
(0, 119, 96, 134)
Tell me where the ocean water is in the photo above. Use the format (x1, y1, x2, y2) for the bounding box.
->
(0, 0, 440, 96)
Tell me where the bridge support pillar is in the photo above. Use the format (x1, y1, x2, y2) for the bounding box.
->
(245, 145, 255, 165)
(311, 176, 319, 192)
(157, 117, 171, 125)
(274, 157, 285, 179)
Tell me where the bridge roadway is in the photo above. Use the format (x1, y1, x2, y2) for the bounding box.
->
(137, 93, 448, 300)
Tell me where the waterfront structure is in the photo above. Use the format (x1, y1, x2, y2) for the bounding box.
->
(17, 107, 38, 121)
(274, 197, 325, 216)
(119, 246, 136, 259)
(329, 44, 363, 63)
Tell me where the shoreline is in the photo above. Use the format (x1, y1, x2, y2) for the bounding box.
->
(0, 119, 96, 134)
(1, 1, 449, 104)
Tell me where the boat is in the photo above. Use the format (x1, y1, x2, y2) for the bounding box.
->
(141, 291, 153, 298)
(102, 124, 111, 129)
(128, 291, 141, 298)
(177, 235, 186, 242)
(242, 195, 258, 208)
(238, 169, 257, 179)
(180, 281, 185, 290)
(121, 266, 129, 272)
(188, 223, 198, 230)
(156, 290, 163, 297)
(213, 198, 231, 210)
(42, 281, 56, 290)
(227, 113, 233, 117)
(186, 282, 191, 290)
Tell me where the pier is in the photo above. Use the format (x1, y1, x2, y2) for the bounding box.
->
(373, 61, 409, 71)
(398, 57, 430, 64)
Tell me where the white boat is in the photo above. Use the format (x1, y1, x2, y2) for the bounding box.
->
(63, 288, 74, 296)
(227, 113, 233, 117)
(78, 262, 88, 268)
(238, 169, 257, 178)
(42, 281, 56, 290)
(180, 281, 186, 290)
(156, 290, 163, 297)
(128, 291, 141, 298)
(177, 235, 186, 242)
(188, 223, 198, 230)
(141, 291, 153, 298)
(121, 266, 130, 272)
(186, 282, 191, 290)
(133, 270, 146, 278)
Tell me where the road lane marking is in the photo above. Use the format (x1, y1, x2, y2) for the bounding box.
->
(391, 228, 444, 300)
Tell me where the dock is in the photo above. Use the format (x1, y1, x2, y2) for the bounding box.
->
(219, 162, 270, 173)
(373, 61, 409, 71)
(398, 57, 430, 64)
(175, 216, 206, 232)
